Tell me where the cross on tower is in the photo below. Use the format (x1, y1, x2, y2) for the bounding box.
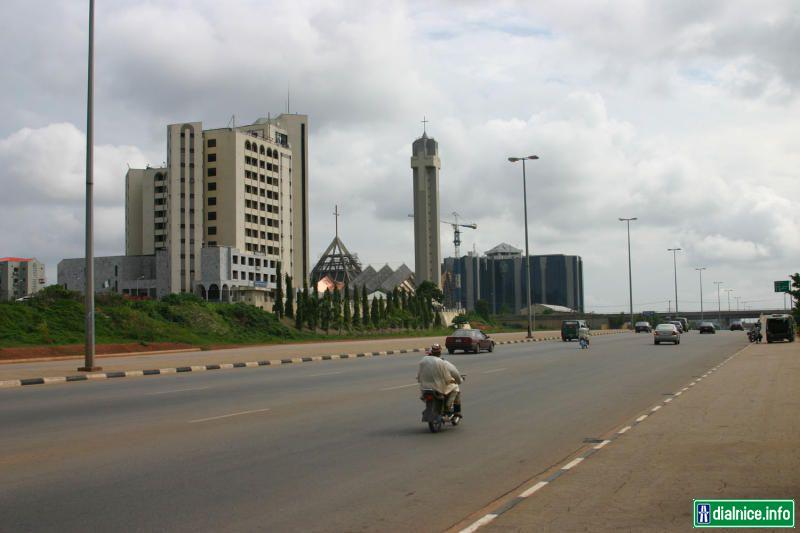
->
(421, 116, 429, 134)
(333, 204, 341, 240)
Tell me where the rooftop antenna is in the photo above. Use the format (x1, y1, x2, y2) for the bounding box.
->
(287, 82, 291, 114)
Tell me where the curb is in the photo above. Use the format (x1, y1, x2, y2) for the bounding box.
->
(0, 331, 625, 390)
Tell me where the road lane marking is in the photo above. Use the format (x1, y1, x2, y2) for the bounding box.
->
(380, 383, 418, 391)
(482, 368, 507, 374)
(635, 415, 648, 422)
(189, 408, 271, 424)
(146, 386, 210, 396)
(594, 440, 611, 450)
(562, 457, 583, 470)
(460, 514, 498, 533)
(618, 425, 632, 434)
(519, 481, 548, 498)
(309, 371, 344, 377)
(664, 397, 672, 403)
(651, 405, 661, 412)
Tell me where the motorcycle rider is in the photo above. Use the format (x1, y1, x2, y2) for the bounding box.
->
(417, 344, 463, 417)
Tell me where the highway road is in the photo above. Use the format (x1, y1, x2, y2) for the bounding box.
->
(0, 331, 747, 532)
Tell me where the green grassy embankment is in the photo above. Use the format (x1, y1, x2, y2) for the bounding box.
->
(0, 287, 460, 350)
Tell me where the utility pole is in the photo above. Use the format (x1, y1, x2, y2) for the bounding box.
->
(80, 0, 100, 372)
(695, 267, 707, 321)
(667, 248, 681, 315)
(735, 296, 741, 311)
(724, 288, 734, 312)
(508, 155, 539, 338)
(620, 217, 638, 328)
(714, 281, 723, 327)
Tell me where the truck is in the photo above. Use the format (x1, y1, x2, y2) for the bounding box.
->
(764, 314, 796, 343)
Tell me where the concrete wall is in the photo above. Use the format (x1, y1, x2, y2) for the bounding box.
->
(58, 255, 157, 297)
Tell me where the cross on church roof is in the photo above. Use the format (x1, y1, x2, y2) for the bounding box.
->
(333, 204, 340, 240)
(421, 116, 429, 135)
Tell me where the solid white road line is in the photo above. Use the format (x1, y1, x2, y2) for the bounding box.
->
(146, 386, 210, 396)
(519, 481, 549, 498)
(460, 514, 498, 533)
(380, 383, 419, 391)
(482, 368, 507, 374)
(618, 425, 632, 434)
(309, 371, 344, 377)
(189, 408, 271, 424)
(636, 415, 648, 423)
(562, 457, 584, 470)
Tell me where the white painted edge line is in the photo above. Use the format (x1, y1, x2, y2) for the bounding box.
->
(594, 440, 612, 450)
(618, 425, 632, 434)
(189, 407, 271, 424)
(380, 383, 418, 391)
(664, 397, 673, 403)
(43, 376, 67, 384)
(125, 370, 143, 377)
(245, 361, 259, 367)
(651, 405, 662, 412)
(680, 387, 688, 392)
(0, 379, 22, 388)
(190, 365, 207, 372)
(220, 363, 234, 369)
(86, 373, 107, 380)
(519, 481, 549, 498)
(635, 415, 648, 423)
(459, 513, 498, 533)
(562, 457, 584, 470)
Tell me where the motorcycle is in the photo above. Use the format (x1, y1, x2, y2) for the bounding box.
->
(748, 329, 762, 343)
(420, 375, 466, 433)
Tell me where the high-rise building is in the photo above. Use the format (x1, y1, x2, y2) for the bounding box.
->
(411, 131, 441, 287)
(116, 114, 309, 301)
(0, 257, 46, 301)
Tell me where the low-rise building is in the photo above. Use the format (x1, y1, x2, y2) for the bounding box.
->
(0, 257, 46, 301)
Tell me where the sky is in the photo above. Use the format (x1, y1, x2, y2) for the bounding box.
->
(1, 0, 798, 313)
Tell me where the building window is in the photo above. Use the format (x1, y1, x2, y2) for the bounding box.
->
(232, 255, 238, 264)
(208, 167, 217, 177)
(232, 271, 238, 280)
(207, 139, 216, 148)
(208, 211, 217, 221)
(208, 197, 217, 206)
(208, 153, 216, 163)
(208, 227, 217, 235)
(155, 198, 165, 205)
(208, 182, 217, 191)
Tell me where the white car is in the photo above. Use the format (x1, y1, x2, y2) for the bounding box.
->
(654, 323, 681, 345)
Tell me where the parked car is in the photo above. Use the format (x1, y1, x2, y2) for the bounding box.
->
(698, 321, 716, 334)
(654, 323, 681, 345)
(634, 321, 652, 333)
(730, 320, 744, 331)
(765, 314, 796, 343)
(445, 329, 495, 354)
(561, 319, 589, 341)
(667, 320, 685, 334)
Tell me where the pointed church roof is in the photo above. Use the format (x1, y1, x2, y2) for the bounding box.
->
(310, 236, 363, 285)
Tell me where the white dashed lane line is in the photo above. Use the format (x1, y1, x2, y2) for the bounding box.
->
(482, 368, 507, 374)
(145, 386, 210, 396)
(379, 383, 418, 391)
(519, 481, 549, 498)
(188, 408, 271, 424)
(635, 415, 648, 423)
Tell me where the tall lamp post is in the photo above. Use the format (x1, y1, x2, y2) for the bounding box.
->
(667, 248, 681, 315)
(724, 288, 734, 312)
(713, 281, 723, 326)
(619, 217, 637, 329)
(508, 155, 539, 338)
(80, 0, 100, 372)
(695, 267, 707, 321)
(735, 296, 741, 311)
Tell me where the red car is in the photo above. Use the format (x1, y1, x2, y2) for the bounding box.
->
(445, 329, 495, 354)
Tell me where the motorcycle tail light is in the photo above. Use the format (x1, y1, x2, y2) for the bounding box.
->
(423, 393, 434, 401)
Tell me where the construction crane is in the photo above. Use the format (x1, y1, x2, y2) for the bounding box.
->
(441, 212, 477, 260)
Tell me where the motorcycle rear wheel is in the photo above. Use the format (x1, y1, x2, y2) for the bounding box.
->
(428, 418, 443, 433)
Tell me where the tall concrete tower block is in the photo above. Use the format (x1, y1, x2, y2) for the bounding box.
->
(411, 132, 442, 287)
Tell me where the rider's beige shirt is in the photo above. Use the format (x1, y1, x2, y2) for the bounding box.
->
(417, 355, 462, 395)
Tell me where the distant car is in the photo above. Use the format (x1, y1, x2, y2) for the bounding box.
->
(445, 329, 495, 354)
(698, 322, 716, 334)
(561, 319, 589, 341)
(667, 320, 685, 334)
(654, 323, 681, 345)
(730, 320, 744, 331)
(634, 321, 652, 333)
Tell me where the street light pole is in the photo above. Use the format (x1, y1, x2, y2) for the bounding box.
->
(508, 155, 539, 338)
(714, 281, 723, 326)
(724, 288, 734, 312)
(667, 248, 681, 315)
(735, 296, 741, 311)
(619, 217, 637, 329)
(695, 267, 707, 321)
(80, 0, 100, 372)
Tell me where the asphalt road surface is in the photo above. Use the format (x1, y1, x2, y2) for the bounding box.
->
(0, 331, 747, 532)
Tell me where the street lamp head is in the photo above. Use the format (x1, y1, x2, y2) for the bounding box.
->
(508, 155, 539, 162)
(667, 247, 682, 252)
(527, 155, 539, 160)
(508, 157, 520, 162)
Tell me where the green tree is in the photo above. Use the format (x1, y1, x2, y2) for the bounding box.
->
(351, 284, 361, 328)
(284, 275, 294, 318)
(475, 299, 490, 321)
(321, 289, 332, 333)
(361, 285, 369, 327)
(370, 296, 380, 328)
(294, 290, 303, 329)
(416, 280, 444, 305)
(273, 262, 283, 318)
(332, 286, 342, 334)
(790, 273, 800, 321)
(343, 282, 352, 332)
(310, 289, 320, 330)
(303, 283, 312, 330)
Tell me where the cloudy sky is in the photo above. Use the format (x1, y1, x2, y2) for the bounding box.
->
(2, 0, 798, 313)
